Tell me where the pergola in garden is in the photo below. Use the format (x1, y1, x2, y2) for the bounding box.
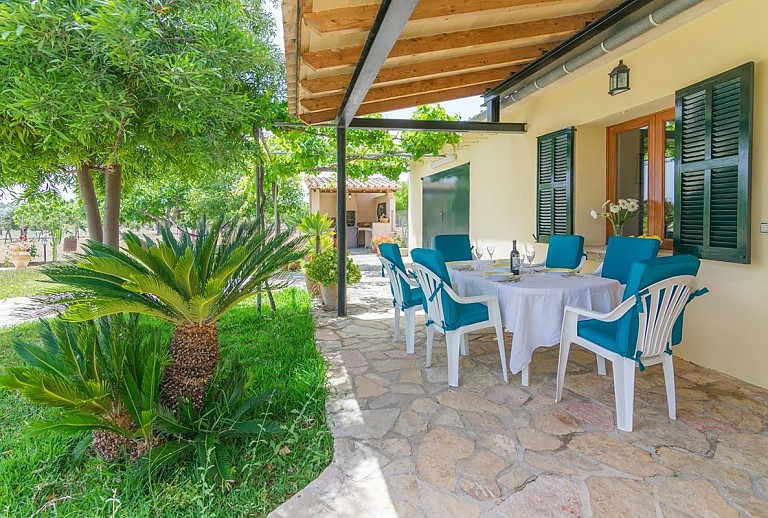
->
(281, 0, 684, 315)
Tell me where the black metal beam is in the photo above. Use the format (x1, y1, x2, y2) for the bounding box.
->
(483, 0, 659, 102)
(335, 0, 418, 128)
(348, 118, 526, 133)
(488, 98, 501, 123)
(336, 126, 347, 317)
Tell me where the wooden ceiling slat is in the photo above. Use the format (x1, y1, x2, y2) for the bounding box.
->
(301, 42, 557, 95)
(300, 66, 520, 112)
(303, 10, 606, 70)
(301, 82, 500, 124)
(303, 0, 587, 34)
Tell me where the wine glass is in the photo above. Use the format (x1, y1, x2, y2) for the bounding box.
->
(474, 243, 484, 260)
(525, 243, 537, 274)
(486, 245, 495, 260)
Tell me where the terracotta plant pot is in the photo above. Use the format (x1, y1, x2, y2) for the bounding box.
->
(304, 273, 321, 298)
(320, 283, 338, 310)
(10, 252, 31, 269)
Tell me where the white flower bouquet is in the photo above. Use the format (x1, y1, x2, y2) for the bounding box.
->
(591, 198, 639, 236)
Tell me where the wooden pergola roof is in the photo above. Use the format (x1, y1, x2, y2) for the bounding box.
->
(282, 0, 625, 124)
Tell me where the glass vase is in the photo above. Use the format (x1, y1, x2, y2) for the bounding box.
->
(612, 223, 623, 237)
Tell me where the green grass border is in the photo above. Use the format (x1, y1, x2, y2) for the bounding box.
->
(0, 288, 331, 517)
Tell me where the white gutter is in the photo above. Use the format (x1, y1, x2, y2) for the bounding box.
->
(499, 0, 707, 109)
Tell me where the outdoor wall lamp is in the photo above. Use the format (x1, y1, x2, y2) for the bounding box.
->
(348, 193, 352, 200)
(609, 60, 630, 95)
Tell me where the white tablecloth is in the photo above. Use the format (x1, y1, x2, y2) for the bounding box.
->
(448, 261, 623, 374)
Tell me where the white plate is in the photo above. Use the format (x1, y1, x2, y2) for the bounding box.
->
(447, 261, 472, 271)
(540, 267, 575, 275)
(483, 271, 518, 281)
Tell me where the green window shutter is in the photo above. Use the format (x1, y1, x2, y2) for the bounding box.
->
(537, 127, 574, 243)
(674, 62, 753, 263)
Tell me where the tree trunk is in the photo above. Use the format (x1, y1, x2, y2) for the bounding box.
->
(272, 180, 280, 231)
(160, 324, 219, 411)
(103, 164, 122, 248)
(76, 164, 103, 243)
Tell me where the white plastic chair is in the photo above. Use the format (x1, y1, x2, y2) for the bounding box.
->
(410, 263, 509, 387)
(379, 256, 422, 354)
(555, 275, 697, 432)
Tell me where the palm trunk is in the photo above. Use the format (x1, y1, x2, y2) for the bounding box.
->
(92, 410, 142, 461)
(160, 323, 219, 411)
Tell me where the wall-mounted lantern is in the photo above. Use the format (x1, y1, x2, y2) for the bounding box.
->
(609, 60, 630, 96)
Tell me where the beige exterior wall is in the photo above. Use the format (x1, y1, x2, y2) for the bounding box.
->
(409, 0, 768, 388)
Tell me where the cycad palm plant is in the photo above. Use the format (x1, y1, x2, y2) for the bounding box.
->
(296, 212, 333, 254)
(0, 316, 166, 460)
(43, 217, 304, 410)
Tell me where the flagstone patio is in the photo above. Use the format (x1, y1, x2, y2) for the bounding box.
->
(270, 252, 768, 517)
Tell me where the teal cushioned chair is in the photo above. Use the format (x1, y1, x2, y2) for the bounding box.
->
(410, 248, 508, 387)
(555, 255, 707, 431)
(545, 235, 587, 271)
(379, 243, 424, 354)
(433, 234, 473, 262)
(597, 236, 660, 284)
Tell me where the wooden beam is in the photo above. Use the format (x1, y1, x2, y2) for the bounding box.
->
(304, 0, 585, 34)
(336, 0, 418, 127)
(300, 82, 499, 124)
(303, 11, 607, 70)
(301, 42, 557, 95)
(301, 66, 520, 112)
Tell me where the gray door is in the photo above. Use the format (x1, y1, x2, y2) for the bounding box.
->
(422, 163, 470, 248)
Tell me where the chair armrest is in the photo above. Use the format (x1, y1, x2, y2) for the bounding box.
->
(441, 283, 497, 306)
(394, 268, 419, 288)
(563, 297, 635, 322)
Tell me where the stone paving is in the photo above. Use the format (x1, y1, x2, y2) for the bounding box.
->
(271, 251, 768, 517)
(0, 296, 57, 328)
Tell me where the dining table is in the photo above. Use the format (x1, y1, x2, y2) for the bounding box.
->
(446, 260, 623, 386)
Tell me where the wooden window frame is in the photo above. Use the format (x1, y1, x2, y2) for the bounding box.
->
(606, 108, 675, 249)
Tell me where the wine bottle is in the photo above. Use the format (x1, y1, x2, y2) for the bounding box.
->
(510, 240, 521, 275)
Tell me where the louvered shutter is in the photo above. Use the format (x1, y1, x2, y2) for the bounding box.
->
(674, 62, 753, 263)
(537, 128, 574, 243)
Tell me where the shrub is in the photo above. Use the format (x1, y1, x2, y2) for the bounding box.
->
(303, 249, 361, 286)
(0, 315, 167, 461)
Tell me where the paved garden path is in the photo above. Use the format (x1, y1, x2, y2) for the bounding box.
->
(270, 251, 768, 517)
(0, 296, 57, 328)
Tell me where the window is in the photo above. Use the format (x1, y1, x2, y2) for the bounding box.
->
(607, 109, 675, 248)
(674, 62, 753, 263)
(537, 128, 574, 243)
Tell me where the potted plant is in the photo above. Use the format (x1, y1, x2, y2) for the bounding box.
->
(7, 241, 32, 268)
(372, 234, 396, 256)
(304, 248, 362, 309)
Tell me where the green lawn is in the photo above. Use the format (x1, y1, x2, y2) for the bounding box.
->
(0, 267, 61, 299)
(0, 288, 332, 517)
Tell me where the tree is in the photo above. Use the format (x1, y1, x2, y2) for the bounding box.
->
(14, 192, 85, 260)
(0, 203, 17, 241)
(0, 0, 279, 247)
